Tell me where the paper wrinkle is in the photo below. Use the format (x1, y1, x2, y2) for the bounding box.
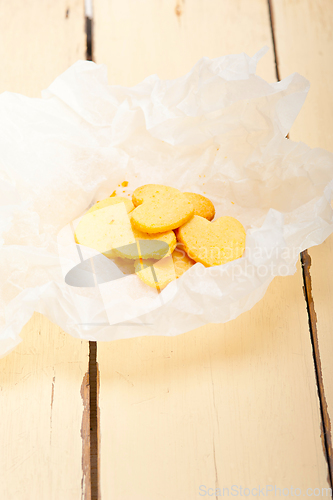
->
(0, 50, 333, 357)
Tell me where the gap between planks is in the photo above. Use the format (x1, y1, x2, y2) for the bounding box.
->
(268, 0, 333, 487)
(81, 342, 100, 500)
(84, 5, 100, 499)
(301, 251, 333, 485)
(89, 341, 100, 500)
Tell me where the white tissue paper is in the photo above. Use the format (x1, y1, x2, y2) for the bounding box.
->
(1, 47, 333, 357)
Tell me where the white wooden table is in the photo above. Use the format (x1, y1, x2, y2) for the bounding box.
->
(0, 1, 332, 498)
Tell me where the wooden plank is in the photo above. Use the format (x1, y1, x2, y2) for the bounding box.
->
(271, 0, 333, 477)
(0, 314, 89, 500)
(98, 268, 330, 498)
(94, 0, 331, 496)
(270, 0, 333, 152)
(94, 0, 276, 85)
(0, 2, 89, 499)
(0, 0, 86, 98)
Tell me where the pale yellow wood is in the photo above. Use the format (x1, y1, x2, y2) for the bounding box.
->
(0, 314, 89, 500)
(0, 0, 86, 98)
(98, 268, 329, 498)
(94, 0, 330, 497)
(271, 0, 333, 151)
(272, 0, 333, 456)
(0, 2, 89, 499)
(94, 0, 277, 85)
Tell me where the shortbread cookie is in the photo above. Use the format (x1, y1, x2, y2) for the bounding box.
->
(87, 196, 134, 214)
(131, 184, 194, 233)
(176, 215, 246, 267)
(134, 245, 195, 288)
(111, 257, 135, 275)
(172, 244, 196, 278)
(132, 184, 171, 207)
(74, 203, 135, 257)
(134, 256, 176, 290)
(114, 227, 176, 260)
(183, 192, 215, 221)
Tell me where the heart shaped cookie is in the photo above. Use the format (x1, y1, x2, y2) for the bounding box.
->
(134, 244, 196, 289)
(183, 192, 215, 221)
(75, 199, 175, 261)
(172, 243, 196, 278)
(114, 227, 176, 260)
(74, 203, 135, 258)
(131, 184, 194, 233)
(176, 215, 246, 267)
(134, 256, 176, 290)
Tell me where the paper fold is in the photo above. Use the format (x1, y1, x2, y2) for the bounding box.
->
(0, 49, 332, 357)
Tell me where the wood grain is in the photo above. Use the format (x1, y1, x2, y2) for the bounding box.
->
(93, 0, 331, 496)
(0, 2, 89, 498)
(0, 0, 86, 97)
(271, 0, 333, 479)
(98, 268, 330, 498)
(0, 314, 89, 500)
(270, 0, 333, 151)
(93, 0, 277, 85)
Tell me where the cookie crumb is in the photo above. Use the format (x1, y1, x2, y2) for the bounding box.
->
(121, 181, 128, 187)
(110, 190, 117, 197)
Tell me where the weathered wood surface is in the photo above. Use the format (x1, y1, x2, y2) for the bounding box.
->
(0, 2, 89, 499)
(97, 271, 331, 499)
(0, 0, 86, 97)
(271, 0, 333, 476)
(1, 0, 332, 498)
(93, 0, 331, 497)
(94, 0, 276, 85)
(0, 315, 89, 500)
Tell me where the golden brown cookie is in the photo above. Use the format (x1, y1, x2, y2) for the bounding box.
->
(183, 192, 215, 221)
(114, 227, 176, 260)
(74, 203, 135, 258)
(172, 244, 196, 278)
(111, 257, 135, 275)
(131, 184, 194, 233)
(176, 215, 246, 267)
(134, 256, 176, 290)
(87, 196, 134, 214)
(132, 184, 171, 207)
(134, 244, 195, 289)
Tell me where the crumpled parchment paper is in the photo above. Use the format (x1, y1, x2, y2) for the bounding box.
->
(1, 47, 333, 357)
